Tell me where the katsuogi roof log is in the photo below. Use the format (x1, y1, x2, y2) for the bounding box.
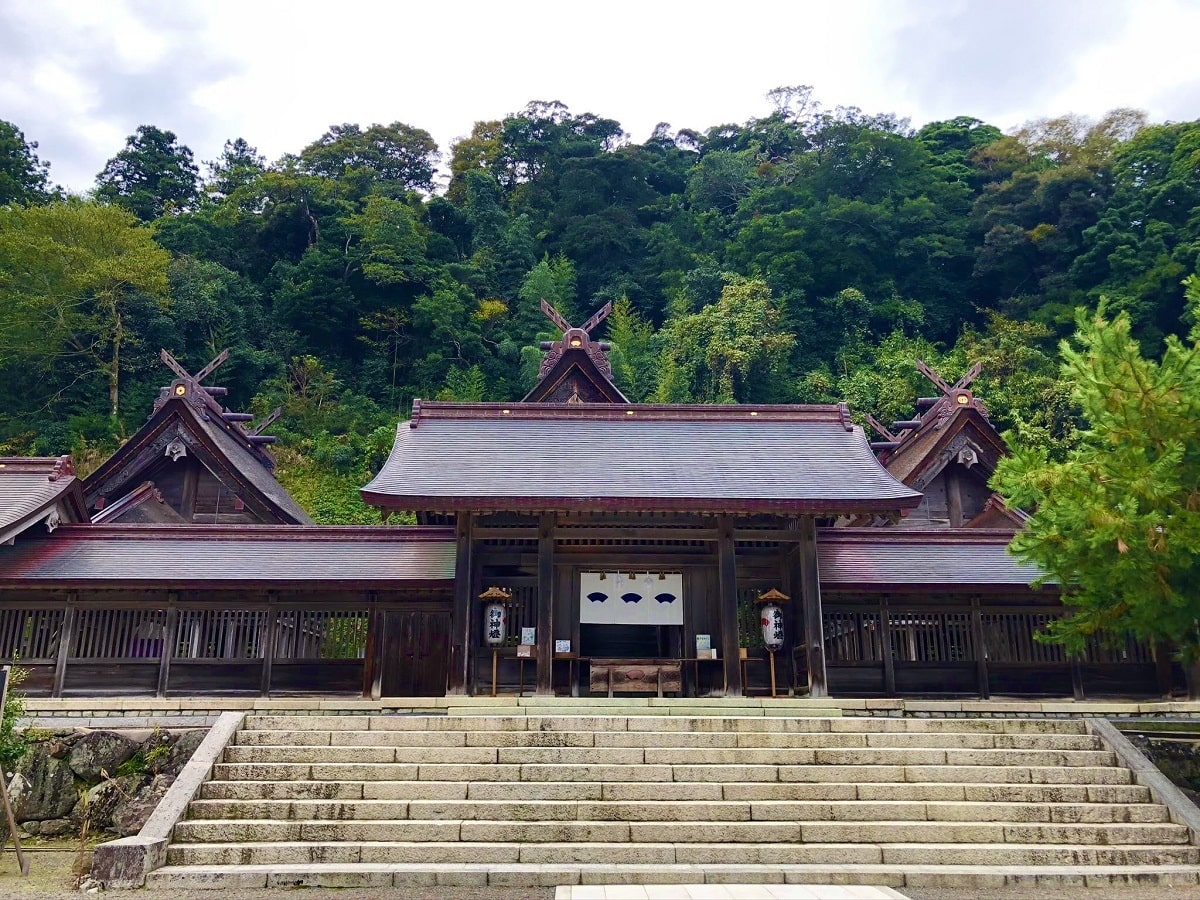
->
(361, 402, 922, 515)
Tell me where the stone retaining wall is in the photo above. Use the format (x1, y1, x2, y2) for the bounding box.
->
(4, 726, 205, 840)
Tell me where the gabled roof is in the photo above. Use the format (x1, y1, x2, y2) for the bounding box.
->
(522, 301, 629, 404)
(0, 456, 89, 545)
(82, 354, 311, 525)
(965, 494, 1028, 530)
(817, 528, 1048, 591)
(362, 401, 922, 515)
(871, 362, 1007, 490)
(0, 524, 455, 587)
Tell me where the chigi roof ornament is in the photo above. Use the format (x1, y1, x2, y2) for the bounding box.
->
(522, 300, 630, 404)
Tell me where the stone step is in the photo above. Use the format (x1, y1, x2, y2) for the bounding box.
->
(209, 761, 1136, 785)
(198, 779, 1154, 805)
(223, 744, 1121, 770)
(172, 818, 1190, 847)
(144, 861, 1200, 890)
(242, 715, 1089, 735)
(162, 840, 1200, 868)
(188, 797, 1170, 824)
(233, 728, 1102, 750)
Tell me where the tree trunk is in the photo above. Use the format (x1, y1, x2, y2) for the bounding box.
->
(109, 315, 121, 419)
(1186, 660, 1200, 701)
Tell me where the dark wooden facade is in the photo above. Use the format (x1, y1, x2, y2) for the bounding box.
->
(0, 341, 1177, 700)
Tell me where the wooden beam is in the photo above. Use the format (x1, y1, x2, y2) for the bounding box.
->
(797, 517, 828, 698)
(157, 594, 178, 698)
(447, 514, 474, 695)
(51, 597, 76, 698)
(536, 513, 555, 695)
(717, 516, 743, 697)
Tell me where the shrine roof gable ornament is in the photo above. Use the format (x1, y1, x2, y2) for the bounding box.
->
(522, 300, 629, 404)
(82, 349, 311, 525)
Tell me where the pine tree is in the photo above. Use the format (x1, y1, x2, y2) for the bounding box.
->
(993, 280, 1200, 693)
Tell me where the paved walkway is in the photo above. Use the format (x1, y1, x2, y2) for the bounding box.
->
(554, 888, 907, 899)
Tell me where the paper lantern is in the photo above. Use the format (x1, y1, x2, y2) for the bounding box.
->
(756, 588, 789, 652)
(479, 586, 512, 647)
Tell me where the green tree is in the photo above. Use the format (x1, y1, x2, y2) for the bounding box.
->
(299, 122, 438, 194)
(653, 275, 794, 403)
(95, 125, 200, 221)
(0, 201, 170, 417)
(993, 285, 1200, 692)
(0, 120, 51, 205)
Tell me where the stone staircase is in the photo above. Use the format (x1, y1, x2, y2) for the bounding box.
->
(147, 710, 1200, 889)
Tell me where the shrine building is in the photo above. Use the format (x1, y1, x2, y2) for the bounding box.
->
(0, 305, 1174, 699)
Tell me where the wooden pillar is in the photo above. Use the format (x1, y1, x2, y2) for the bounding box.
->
(946, 468, 964, 527)
(51, 595, 77, 699)
(536, 513, 555, 696)
(180, 461, 199, 521)
(779, 539, 797, 694)
(717, 516, 743, 697)
(157, 593, 178, 699)
(879, 595, 896, 696)
(260, 592, 277, 697)
(970, 596, 990, 699)
(797, 517, 828, 698)
(365, 599, 384, 700)
(447, 513, 475, 695)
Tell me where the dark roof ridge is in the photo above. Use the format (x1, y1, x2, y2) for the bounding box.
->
(0, 456, 76, 478)
(46, 523, 454, 542)
(819, 527, 1021, 545)
(410, 399, 853, 428)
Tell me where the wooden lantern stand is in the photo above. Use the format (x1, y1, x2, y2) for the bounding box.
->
(756, 589, 790, 699)
(480, 587, 513, 698)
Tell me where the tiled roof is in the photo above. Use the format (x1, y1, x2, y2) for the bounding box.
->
(362, 402, 923, 514)
(0, 457, 87, 543)
(0, 525, 455, 586)
(817, 528, 1047, 589)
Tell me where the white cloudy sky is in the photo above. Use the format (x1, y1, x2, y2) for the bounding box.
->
(2, 0, 1199, 193)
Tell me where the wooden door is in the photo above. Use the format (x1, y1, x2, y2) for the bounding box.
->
(380, 609, 451, 696)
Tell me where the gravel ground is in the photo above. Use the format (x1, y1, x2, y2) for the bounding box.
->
(2, 852, 1199, 900)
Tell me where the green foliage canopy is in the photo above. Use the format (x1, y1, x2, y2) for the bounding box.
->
(993, 280, 1200, 659)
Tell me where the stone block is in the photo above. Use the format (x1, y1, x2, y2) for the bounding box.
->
(357, 842, 520, 864)
(414, 762, 520, 782)
(519, 843, 676, 864)
(461, 821, 630, 843)
(498, 747, 644, 765)
(603, 783, 723, 802)
(520, 764, 672, 782)
(722, 783, 857, 801)
(363, 781, 468, 801)
(470, 781, 602, 801)
(300, 820, 461, 842)
(577, 800, 751, 822)
(470, 730, 595, 748)
(649, 748, 816, 766)
(780, 764, 904, 783)
(308, 763, 419, 781)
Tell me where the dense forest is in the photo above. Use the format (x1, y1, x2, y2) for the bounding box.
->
(1, 88, 1198, 522)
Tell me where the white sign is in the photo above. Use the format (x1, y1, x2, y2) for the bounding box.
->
(580, 572, 683, 626)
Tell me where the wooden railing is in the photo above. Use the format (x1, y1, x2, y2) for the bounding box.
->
(823, 595, 1169, 699)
